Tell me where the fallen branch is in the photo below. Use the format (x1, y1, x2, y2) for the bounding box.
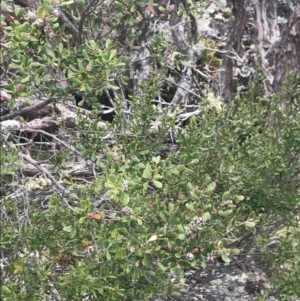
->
(19, 152, 70, 196)
(20, 128, 82, 157)
(0, 98, 53, 122)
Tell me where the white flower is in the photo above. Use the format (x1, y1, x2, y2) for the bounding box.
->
(186, 252, 194, 261)
(196, 217, 206, 226)
(207, 92, 223, 112)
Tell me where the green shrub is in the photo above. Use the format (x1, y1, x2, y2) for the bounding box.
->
(1, 1, 300, 300)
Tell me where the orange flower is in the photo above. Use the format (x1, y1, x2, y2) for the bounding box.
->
(193, 247, 201, 254)
(147, 3, 156, 15)
(87, 212, 101, 220)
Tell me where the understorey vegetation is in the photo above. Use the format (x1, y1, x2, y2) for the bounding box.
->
(0, 0, 300, 300)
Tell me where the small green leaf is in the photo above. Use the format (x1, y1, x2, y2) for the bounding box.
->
(9, 63, 21, 70)
(218, 210, 233, 217)
(222, 191, 230, 202)
(175, 252, 182, 258)
(1, 285, 12, 296)
(122, 193, 130, 205)
(168, 203, 174, 212)
(154, 156, 161, 164)
(45, 47, 55, 58)
(31, 62, 41, 67)
(199, 7, 209, 14)
(245, 221, 256, 229)
(63, 225, 72, 233)
(157, 262, 166, 272)
(82, 49, 89, 60)
(230, 248, 240, 255)
(142, 166, 152, 179)
(157, 227, 165, 234)
(105, 39, 112, 49)
(170, 266, 183, 277)
(144, 270, 156, 281)
(185, 203, 194, 211)
(206, 182, 216, 193)
(21, 76, 30, 84)
(70, 227, 77, 238)
(106, 83, 119, 90)
(24, 98, 33, 105)
(148, 235, 157, 242)
(77, 99, 84, 107)
(233, 195, 244, 202)
(142, 257, 151, 267)
(1, 1, 12, 12)
(204, 175, 211, 184)
(177, 224, 185, 233)
(79, 217, 86, 224)
(202, 212, 210, 221)
(106, 252, 111, 260)
(226, 218, 234, 231)
(91, 152, 96, 161)
(178, 234, 186, 240)
(109, 49, 117, 60)
(219, 163, 224, 175)
(57, 0, 74, 6)
(153, 180, 162, 188)
(221, 253, 230, 263)
(153, 173, 162, 180)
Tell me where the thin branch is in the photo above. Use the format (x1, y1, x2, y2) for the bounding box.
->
(19, 129, 82, 157)
(19, 153, 70, 196)
(57, 9, 80, 41)
(165, 78, 202, 100)
(0, 98, 53, 122)
(78, 0, 103, 42)
(104, 89, 116, 108)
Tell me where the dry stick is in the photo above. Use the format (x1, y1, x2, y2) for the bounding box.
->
(78, 0, 103, 42)
(20, 129, 82, 157)
(164, 78, 201, 99)
(19, 153, 68, 193)
(21, 154, 79, 214)
(0, 98, 53, 122)
(18, 154, 80, 215)
(57, 9, 80, 41)
(188, 292, 209, 301)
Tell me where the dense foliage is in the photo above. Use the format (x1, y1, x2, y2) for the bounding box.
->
(0, 0, 299, 300)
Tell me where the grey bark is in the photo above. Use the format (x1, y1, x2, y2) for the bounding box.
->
(220, 0, 247, 103)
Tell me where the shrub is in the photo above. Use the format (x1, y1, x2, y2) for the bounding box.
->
(1, 1, 299, 300)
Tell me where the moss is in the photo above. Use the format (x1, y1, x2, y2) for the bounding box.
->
(51, 253, 76, 264)
(201, 39, 221, 70)
(222, 10, 232, 19)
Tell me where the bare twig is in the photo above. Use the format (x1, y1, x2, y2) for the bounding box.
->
(165, 78, 202, 100)
(0, 98, 53, 122)
(104, 88, 115, 108)
(19, 153, 70, 196)
(56, 9, 80, 41)
(19, 129, 82, 157)
(78, 0, 103, 42)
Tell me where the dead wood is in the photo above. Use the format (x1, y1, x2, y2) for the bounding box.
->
(0, 98, 53, 122)
(272, 5, 300, 93)
(220, 0, 247, 103)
